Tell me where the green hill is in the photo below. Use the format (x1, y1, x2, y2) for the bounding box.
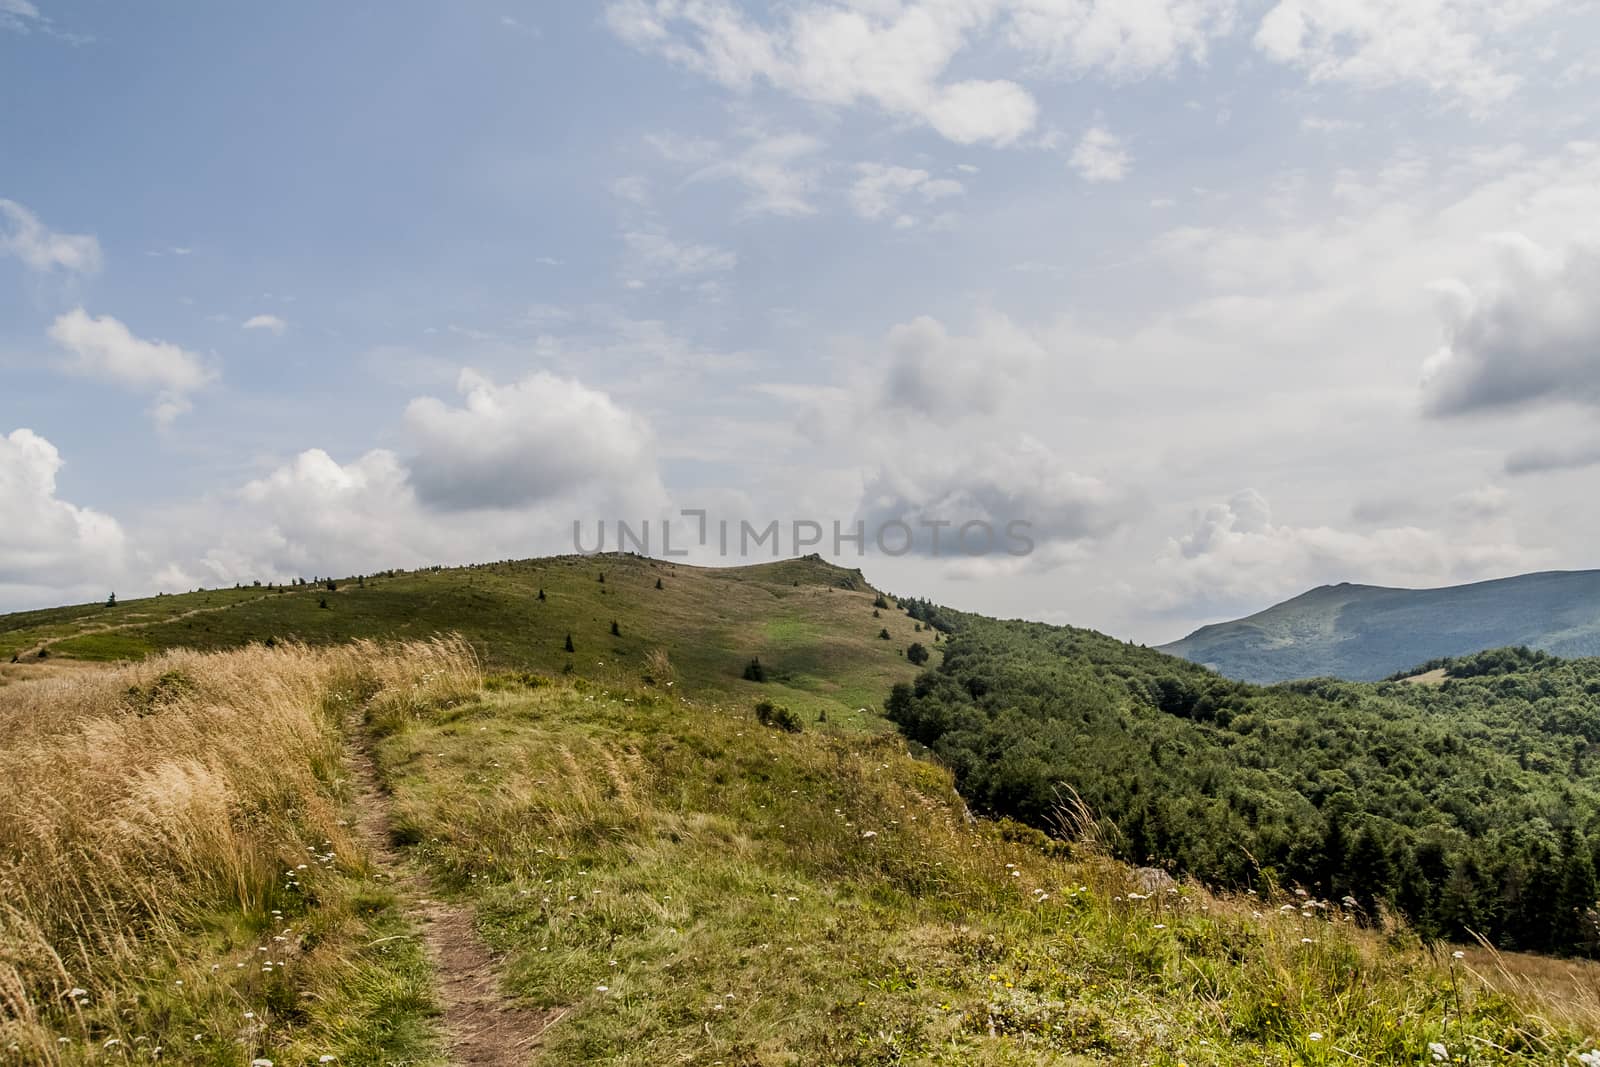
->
(1157, 569, 1600, 683)
(0, 553, 931, 732)
(9, 556, 1600, 1063)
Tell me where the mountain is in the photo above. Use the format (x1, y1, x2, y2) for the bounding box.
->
(1157, 569, 1600, 683)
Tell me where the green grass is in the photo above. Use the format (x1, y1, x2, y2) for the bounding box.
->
(367, 676, 1595, 1065)
(4, 555, 933, 729)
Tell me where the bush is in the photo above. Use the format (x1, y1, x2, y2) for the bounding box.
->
(878, 628, 891, 640)
(907, 642, 930, 666)
(564, 633, 575, 653)
(742, 657, 767, 682)
(611, 620, 621, 636)
(754, 700, 802, 733)
(873, 594, 890, 609)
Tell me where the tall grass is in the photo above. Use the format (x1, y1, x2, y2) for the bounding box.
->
(0, 638, 479, 1064)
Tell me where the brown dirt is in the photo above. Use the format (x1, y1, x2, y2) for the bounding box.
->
(344, 713, 564, 1065)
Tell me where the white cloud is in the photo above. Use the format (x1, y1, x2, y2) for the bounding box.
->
(1005, 0, 1235, 77)
(689, 132, 825, 217)
(1069, 126, 1130, 182)
(0, 199, 101, 274)
(877, 313, 1044, 418)
(242, 314, 288, 335)
(1154, 488, 1533, 616)
(849, 163, 964, 224)
(857, 435, 1131, 567)
(622, 229, 738, 281)
(48, 309, 215, 424)
(1253, 0, 1558, 111)
(403, 369, 665, 512)
(0, 428, 127, 607)
(605, 0, 1039, 146)
(0, 0, 41, 33)
(1421, 235, 1600, 415)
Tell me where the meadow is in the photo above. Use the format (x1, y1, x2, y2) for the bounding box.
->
(5, 557, 1600, 1064)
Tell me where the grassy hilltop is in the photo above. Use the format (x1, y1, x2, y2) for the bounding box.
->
(0, 553, 930, 730)
(4, 557, 1600, 1064)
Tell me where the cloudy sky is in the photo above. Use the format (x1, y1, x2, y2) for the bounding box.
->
(4, 1, 1600, 643)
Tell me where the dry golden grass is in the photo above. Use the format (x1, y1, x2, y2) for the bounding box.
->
(0, 637, 480, 1064)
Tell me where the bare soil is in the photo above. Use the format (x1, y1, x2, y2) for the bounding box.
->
(344, 713, 564, 1065)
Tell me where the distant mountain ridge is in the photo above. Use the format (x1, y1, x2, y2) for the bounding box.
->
(1158, 569, 1600, 683)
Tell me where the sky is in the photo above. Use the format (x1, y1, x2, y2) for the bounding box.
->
(3, 0, 1600, 644)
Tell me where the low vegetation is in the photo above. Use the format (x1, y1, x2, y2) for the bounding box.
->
(0, 638, 478, 1065)
(369, 668, 1600, 1064)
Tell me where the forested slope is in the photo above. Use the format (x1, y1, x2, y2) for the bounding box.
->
(890, 614, 1600, 955)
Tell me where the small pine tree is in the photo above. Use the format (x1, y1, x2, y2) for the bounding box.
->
(538, 588, 546, 601)
(319, 598, 329, 609)
(564, 633, 575, 653)
(878, 628, 891, 640)
(610, 620, 621, 636)
(873, 594, 889, 609)
(742, 657, 766, 682)
(326, 580, 337, 591)
(106, 592, 116, 607)
(872, 608, 881, 618)
(598, 572, 605, 584)
(655, 577, 663, 590)
(907, 642, 930, 666)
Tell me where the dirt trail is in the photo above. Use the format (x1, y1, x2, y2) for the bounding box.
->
(343, 712, 563, 1066)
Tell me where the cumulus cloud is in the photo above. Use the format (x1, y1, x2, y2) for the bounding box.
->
(605, 0, 1039, 145)
(403, 369, 665, 512)
(877, 313, 1045, 418)
(48, 308, 215, 424)
(856, 436, 1131, 568)
(1069, 126, 1130, 182)
(1154, 489, 1532, 616)
(1504, 439, 1600, 476)
(1253, 0, 1557, 111)
(1421, 235, 1600, 416)
(849, 164, 964, 226)
(0, 428, 127, 607)
(0, 199, 101, 274)
(242, 313, 288, 335)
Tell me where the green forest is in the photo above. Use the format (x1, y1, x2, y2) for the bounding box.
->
(886, 612, 1600, 956)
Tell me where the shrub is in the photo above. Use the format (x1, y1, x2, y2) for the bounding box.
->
(564, 633, 575, 653)
(873, 594, 889, 609)
(538, 588, 546, 601)
(907, 642, 930, 666)
(611, 620, 621, 637)
(742, 657, 767, 682)
(655, 577, 663, 590)
(754, 700, 802, 733)
(878, 628, 891, 640)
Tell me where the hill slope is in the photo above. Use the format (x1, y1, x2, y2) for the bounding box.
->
(5, 635, 1595, 1064)
(0, 553, 932, 731)
(1158, 569, 1600, 682)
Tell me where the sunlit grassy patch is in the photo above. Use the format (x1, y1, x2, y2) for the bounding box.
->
(372, 678, 1600, 1066)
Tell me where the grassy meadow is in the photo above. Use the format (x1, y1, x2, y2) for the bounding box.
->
(0, 638, 478, 1065)
(4, 557, 1600, 1064)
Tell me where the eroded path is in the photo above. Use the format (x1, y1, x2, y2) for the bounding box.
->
(343, 712, 563, 1066)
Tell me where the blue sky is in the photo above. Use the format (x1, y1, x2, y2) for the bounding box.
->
(4, 0, 1600, 642)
